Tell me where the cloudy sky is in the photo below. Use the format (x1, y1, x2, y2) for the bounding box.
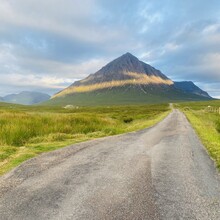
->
(0, 0, 220, 98)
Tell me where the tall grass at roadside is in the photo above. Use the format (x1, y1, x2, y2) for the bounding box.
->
(177, 101, 220, 169)
(0, 112, 115, 146)
(0, 103, 170, 175)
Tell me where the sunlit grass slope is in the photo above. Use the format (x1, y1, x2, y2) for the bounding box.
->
(53, 74, 173, 98)
(0, 102, 170, 175)
(46, 85, 211, 106)
(177, 100, 220, 169)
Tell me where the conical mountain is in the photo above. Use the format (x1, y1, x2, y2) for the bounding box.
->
(53, 53, 173, 98)
(72, 52, 171, 86)
(48, 53, 212, 106)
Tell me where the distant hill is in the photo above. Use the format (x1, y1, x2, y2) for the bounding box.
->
(47, 53, 212, 106)
(2, 91, 50, 105)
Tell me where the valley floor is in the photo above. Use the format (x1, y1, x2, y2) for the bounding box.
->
(0, 109, 220, 219)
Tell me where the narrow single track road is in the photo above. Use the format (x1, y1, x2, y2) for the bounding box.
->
(0, 110, 220, 219)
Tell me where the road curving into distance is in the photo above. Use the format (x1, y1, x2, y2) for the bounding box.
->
(0, 109, 220, 219)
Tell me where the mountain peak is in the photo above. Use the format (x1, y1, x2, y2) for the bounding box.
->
(125, 52, 133, 56)
(116, 52, 140, 64)
(121, 52, 138, 59)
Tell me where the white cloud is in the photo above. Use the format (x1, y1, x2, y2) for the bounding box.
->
(0, 73, 71, 89)
(0, 0, 125, 44)
(164, 43, 181, 52)
(0, 53, 108, 95)
(199, 53, 220, 78)
(202, 24, 220, 34)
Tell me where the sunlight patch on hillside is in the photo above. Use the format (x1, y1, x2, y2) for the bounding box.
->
(52, 72, 173, 98)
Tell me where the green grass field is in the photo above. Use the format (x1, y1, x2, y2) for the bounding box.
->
(0, 102, 170, 175)
(176, 100, 220, 169)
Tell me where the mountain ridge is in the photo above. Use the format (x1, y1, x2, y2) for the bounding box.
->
(174, 81, 211, 98)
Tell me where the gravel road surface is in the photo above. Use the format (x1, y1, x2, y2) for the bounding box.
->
(0, 109, 220, 220)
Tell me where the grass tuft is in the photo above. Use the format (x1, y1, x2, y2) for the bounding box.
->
(123, 117, 133, 123)
(216, 121, 220, 133)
